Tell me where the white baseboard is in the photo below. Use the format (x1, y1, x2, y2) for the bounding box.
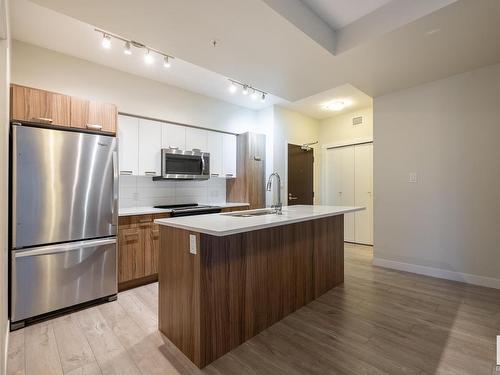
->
(372, 257, 500, 290)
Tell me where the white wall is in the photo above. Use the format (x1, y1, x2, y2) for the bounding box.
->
(11, 40, 260, 135)
(273, 106, 320, 204)
(319, 107, 373, 146)
(0, 0, 9, 372)
(373, 62, 500, 288)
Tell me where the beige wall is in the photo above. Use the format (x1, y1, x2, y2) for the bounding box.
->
(319, 107, 373, 146)
(11, 40, 260, 135)
(0, 0, 9, 372)
(273, 106, 320, 204)
(373, 62, 500, 288)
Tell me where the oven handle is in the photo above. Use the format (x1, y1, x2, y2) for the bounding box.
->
(13, 238, 117, 258)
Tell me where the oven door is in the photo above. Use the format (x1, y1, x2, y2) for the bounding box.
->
(161, 150, 210, 179)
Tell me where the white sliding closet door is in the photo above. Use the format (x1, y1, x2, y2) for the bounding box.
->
(325, 147, 355, 242)
(354, 144, 373, 245)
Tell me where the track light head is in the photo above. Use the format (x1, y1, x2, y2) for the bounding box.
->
(123, 41, 132, 55)
(144, 49, 154, 65)
(242, 85, 249, 96)
(261, 93, 266, 102)
(163, 56, 171, 68)
(251, 90, 258, 100)
(228, 82, 237, 94)
(101, 34, 111, 49)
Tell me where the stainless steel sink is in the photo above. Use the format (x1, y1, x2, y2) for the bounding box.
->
(222, 209, 277, 217)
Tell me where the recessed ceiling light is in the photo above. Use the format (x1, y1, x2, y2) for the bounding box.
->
(324, 101, 345, 111)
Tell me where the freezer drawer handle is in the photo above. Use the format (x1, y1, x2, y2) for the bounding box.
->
(14, 238, 117, 258)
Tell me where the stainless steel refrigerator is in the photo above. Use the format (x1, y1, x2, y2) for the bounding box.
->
(10, 123, 118, 329)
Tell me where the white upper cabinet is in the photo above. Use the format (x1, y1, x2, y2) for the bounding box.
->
(162, 123, 186, 150)
(207, 131, 223, 177)
(222, 134, 237, 178)
(138, 118, 162, 176)
(117, 115, 139, 176)
(185, 127, 208, 151)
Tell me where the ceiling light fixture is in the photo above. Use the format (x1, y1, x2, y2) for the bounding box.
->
(163, 56, 171, 68)
(144, 49, 154, 65)
(227, 79, 268, 103)
(324, 101, 345, 111)
(228, 82, 237, 94)
(96, 28, 175, 68)
(123, 41, 132, 55)
(101, 34, 111, 49)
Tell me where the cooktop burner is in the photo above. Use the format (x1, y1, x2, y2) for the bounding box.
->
(153, 203, 218, 210)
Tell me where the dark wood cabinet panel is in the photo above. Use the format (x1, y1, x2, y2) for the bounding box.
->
(226, 132, 266, 210)
(10, 84, 71, 126)
(158, 214, 344, 368)
(118, 213, 169, 290)
(219, 205, 249, 213)
(70, 97, 117, 133)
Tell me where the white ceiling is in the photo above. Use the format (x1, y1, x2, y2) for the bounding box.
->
(10, 0, 287, 111)
(26, 0, 500, 103)
(301, 0, 393, 30)
(283, 84, 372, 120)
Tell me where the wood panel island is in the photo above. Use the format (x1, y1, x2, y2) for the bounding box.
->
(155, 205, 363, 368)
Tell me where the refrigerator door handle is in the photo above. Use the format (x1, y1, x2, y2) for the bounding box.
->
(13, 238, 117, 258)
(112, 150, 118, 226)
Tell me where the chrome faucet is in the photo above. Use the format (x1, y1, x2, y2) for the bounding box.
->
(266, 172, 282, 215)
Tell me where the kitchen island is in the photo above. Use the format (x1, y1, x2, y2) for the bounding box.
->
(155, 205, 364, 368)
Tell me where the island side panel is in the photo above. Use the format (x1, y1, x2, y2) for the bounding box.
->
(158, 226, 203, 367)
(313, 215, 344, 297)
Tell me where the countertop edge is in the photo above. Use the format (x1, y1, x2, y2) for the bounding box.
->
(118, 202, 250, 217)
(155, 207, 364, 236)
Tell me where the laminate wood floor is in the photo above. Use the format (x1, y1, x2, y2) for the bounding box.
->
(7, 244, 500, 375)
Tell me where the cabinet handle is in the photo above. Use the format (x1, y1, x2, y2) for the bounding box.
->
(211, 173, 220, 177)
(120, 170, 133, 175)
(225, 173, 234, 177)
(139, 219, 151, 223)
(192, 148, 201, 152)
(32, 117, 53, 123)
(168, 146, 179, 150)
(86, 123, 103, 130)
(253, 156, 262, 161)
(124, 232, 139, 238)
(145, 171, 157, 176)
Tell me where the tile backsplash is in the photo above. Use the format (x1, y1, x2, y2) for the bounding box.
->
(119, 176, 227, 208)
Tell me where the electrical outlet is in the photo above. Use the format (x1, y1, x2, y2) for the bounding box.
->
(189, 234, 197, 254)
(408, 172, 417, 183)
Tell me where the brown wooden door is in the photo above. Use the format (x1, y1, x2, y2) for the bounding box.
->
(70, 97, 117, 133)
(287, 143, 314, 205)
(10, 84, 71, 126)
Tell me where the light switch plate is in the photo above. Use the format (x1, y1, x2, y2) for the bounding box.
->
(189, 234, 197, 254)
(408, 172, 417, 183)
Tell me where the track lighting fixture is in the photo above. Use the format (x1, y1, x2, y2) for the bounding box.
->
(163, 56, 171, 68)
(228, 82, 237, 94)
(227, 79, 268, 103)
(123, 41, 132, 55)
(96, 28, 174, 68)
(101, 34, 111, 49)
(144, 49, 154, 65)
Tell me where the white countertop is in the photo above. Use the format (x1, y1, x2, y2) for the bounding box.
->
(155, 205, 364, 236)
(118, 202, 250, 217)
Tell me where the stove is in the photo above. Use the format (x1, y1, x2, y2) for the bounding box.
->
(154, 203, 222, 217)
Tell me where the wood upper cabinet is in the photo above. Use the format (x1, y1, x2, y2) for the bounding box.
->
(10, 84, 71, 126)
(70, 97, 117, 133)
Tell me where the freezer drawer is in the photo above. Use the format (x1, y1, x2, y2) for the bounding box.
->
(11, 238, 117, 323)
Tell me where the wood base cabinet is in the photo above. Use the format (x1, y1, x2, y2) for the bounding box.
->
(118, 213, 168, 290)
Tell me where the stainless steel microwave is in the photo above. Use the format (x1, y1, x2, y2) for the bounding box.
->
(159, 148, 210, 180)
